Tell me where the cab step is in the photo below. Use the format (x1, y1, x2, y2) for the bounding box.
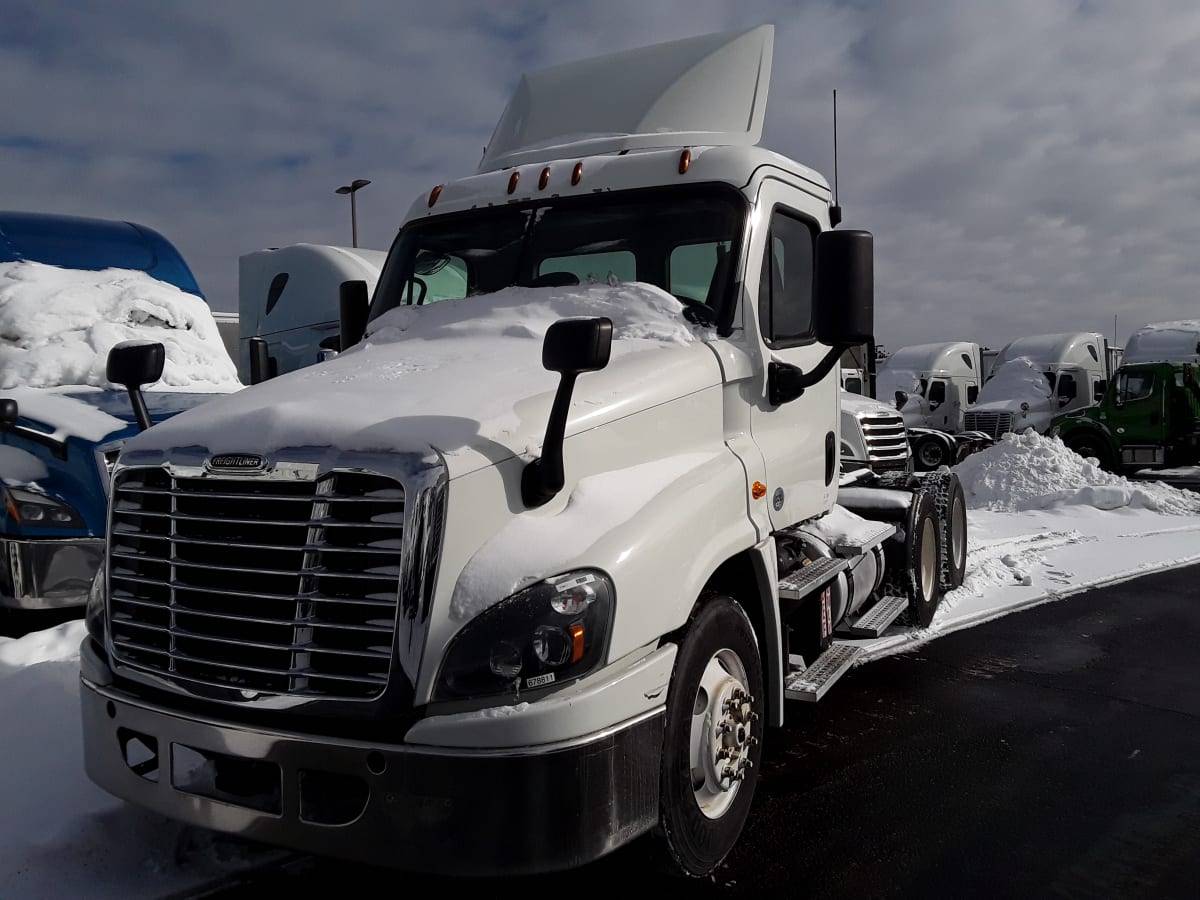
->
(778, 557, 849, 602)
(828, 521, 897, 558)
(841, 593, 908, 638)
(784, 642, 863, 702)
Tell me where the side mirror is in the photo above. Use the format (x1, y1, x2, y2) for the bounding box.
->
(929, 400, 941, 411)
(106, 341, 165, 432)
(339, 280, 370, 351)
(1058, 396, 1070, 408)
(894, 390, 909, 410)
(522, 317, 613, 508)
(0, 398, 17, 427)
(815, 230, 874, 347)
(249, 336, 275, 385)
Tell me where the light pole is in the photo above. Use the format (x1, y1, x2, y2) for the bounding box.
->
(335, 178, 371, 247)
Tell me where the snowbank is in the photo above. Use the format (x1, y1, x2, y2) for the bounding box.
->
(0, 621, 279, 898)
(0, 261, 241, 393)
(976, 357, 1051, 405)
(954, 430, 1200, 515)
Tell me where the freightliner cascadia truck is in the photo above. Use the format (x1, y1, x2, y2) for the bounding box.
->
(81, 26, 968, 877)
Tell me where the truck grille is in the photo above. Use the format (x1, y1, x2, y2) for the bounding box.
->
(107, 467, 404, 700)
(857, 413, 910, 471)
(963, 411, 1014, 441)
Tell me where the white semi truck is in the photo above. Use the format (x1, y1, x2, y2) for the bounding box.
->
(963, 331, 1119, 439)
(80, 27, 966, 877)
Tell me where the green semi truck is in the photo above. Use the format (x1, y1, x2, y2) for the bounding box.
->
(1050, 361, 1200, 471)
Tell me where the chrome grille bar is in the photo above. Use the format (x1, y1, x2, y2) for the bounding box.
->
(108, 466, 404, 700)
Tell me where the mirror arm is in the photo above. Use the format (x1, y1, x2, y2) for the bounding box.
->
(769, 345, 846, 405)
(522, 372, 578, 508)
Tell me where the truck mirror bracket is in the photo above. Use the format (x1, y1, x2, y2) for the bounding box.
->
(768, 345, 846, 406)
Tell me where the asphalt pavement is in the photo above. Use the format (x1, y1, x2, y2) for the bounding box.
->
(188, 562, 1200, 899)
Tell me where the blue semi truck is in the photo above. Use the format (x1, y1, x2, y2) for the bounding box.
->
(0, 211, 238, 612)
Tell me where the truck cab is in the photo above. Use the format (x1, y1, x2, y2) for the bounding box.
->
(877, 341, 984, 432)
(964, 331, 1114, 439)
(0, 212, 239, 611)
(1052, 362, 1200, 470)
(80, 26, 964, 878)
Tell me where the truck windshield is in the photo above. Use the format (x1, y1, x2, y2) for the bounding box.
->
(369, 185, 747, 327)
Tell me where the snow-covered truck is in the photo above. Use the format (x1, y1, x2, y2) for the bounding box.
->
(1121, 320, 1200, 367)
(0, 212, 240, 613)
(963, 331, 1119, 440)
(876, 341, 993, 469)
(80, 27, 967, 877)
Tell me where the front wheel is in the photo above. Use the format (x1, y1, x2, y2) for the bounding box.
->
(884, 489, 944, 628)
(656, 594, 764, 877)
(1065, 432, 1113, 470)
(913, 432, 951, 470)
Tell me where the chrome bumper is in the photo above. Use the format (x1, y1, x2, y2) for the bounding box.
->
(81, 652, 664, 876)
(0, 536, 103, 609)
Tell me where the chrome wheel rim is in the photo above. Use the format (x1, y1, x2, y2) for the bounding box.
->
(951, 494, 967, 573)
(689, 648, 756, 820)
(919, 521, 938, 605)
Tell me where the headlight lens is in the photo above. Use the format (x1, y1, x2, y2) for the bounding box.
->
(86, 558, 107, 645)
(2, 487, 84, 528)
(434, 570, 615, 701)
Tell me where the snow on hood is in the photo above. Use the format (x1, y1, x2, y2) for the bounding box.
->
(955, 430, 1200, 515)
(839, 389, 900, 418)
(0, 261, 241, 393)
(127, 282, 720, 476)
(976, 357, 1052, 407)
(2, 385, 125, 442)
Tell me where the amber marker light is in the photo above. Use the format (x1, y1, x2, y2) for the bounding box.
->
(678, 148, 692, 174)
(571, 161, 583, 185)
(427, 185, 443, 208)
(507, 171, 520, 194)
(752, 482, 767, 500)
(538, 167, 551, 190)
(569, 623, 586, 663)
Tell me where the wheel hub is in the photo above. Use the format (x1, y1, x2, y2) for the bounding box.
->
(690, 649, 758, 819)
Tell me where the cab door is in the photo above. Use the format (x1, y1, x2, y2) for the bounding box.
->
(745, 180, 836, 530)
(1111, 369, 1165, 462)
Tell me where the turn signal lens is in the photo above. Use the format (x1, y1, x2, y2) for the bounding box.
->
(570, 623, 586, 663)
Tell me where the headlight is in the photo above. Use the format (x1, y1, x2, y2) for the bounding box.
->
(2, 487, 84, 528)
(86, 558, 107, 645)
(434, 570, 615, 701)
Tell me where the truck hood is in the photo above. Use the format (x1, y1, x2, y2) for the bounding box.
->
(125, 282, 724, 479)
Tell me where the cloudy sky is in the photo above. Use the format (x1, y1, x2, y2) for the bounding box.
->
(4, 0, 1199, 350)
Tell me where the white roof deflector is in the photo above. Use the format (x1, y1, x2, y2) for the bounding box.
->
(478, 25, 774, 173)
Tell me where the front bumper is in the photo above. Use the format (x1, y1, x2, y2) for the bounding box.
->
(0, 536, 103, 609)
(81, 670, 665, 876)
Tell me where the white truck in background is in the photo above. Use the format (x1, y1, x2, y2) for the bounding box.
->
(1121, 320, 1200, 366)
(81, 27, 965, 878)
(964, 331, 1119, 439)
(237, 243, 388, 382)
(878, 341, 985, 432)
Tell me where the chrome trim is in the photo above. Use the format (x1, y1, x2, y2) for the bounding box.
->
(105, 447, 448, 713)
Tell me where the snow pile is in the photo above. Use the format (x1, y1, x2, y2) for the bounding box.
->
(0, 621, 280, 896)
(954, 430, 1200, 514)
(976, 357, 1051, 406)
(0, 261, 241, 393)
(365, 281, 708, 347)
(1123, 319, 1200, 365)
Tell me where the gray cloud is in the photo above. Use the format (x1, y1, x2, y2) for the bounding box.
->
(3, 0, 1199, 353)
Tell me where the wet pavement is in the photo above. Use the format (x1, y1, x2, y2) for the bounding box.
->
(191, 563, 1200, 899)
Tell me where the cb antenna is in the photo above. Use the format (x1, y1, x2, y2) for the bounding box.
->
(830, 89, 843, 227)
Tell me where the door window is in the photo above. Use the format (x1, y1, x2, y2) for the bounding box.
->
(928, 381, 947, 406)
(757, 209, 816, 346)
(1118, 371, 1154, 403)
(1057, 373, 1078, 405)
(967, 385, 979, 404)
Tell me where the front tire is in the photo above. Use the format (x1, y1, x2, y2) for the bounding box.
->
(884, 489, 944, 628)
(657, 594, 764, 877)
(913, 432, 951, 470)
(920, 469, 968, 591)
(1065, 432, 1113, 471)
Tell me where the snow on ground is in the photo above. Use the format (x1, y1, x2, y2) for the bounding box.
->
(0, 621, 282, 898)
(2, 429, 1199, 896)
(0, 261, 240, 392)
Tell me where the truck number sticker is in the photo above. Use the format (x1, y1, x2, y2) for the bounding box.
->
(526, 673, 556, 689)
